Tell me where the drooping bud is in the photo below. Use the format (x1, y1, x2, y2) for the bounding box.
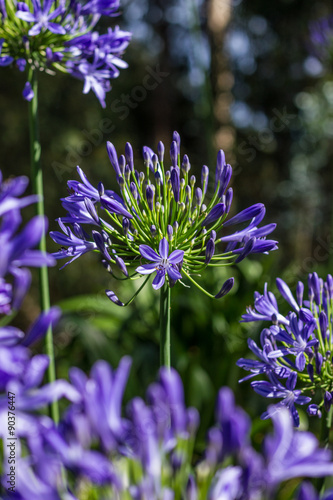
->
(105, 290, 124, 306)
(307, 404, 321, 418)
(92, 230, 111, 261)
(215, 277, 234, 298)
(324, 391, 333, 412)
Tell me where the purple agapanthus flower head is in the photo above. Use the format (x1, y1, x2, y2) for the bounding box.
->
(0, 0, 131, 106)
(52, 134, 277, 304)
(237, 273, 333, 425)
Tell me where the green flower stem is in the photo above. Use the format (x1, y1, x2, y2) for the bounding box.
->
(160, 283, 171, 368)
(28, 67, 59, 424)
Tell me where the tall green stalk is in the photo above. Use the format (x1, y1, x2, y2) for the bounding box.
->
(160, 284, 171, 368)
(28, 67, 59, 424)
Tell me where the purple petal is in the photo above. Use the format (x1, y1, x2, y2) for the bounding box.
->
(139, 244, 160, 262)
(152, 271, 165, 290)
(168, 249, 184, 265)
(276, 278, 299, 312)
(159, 238, 169, 259)
(167, 266, 182, 281)
(21, 307, 61, 346)
(136, 263, 157, 275)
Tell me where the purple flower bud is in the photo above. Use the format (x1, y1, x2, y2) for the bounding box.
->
(167, 225, 173, 241)
(150, 225, 157, 237)
(307, 404, 322, 418)
(215, 277, 234, 299)
(130, 181, 138, 200)
(224, 203, 265, 228)
(146, 185, 154, 210)
(327, 274, 333, 299)
(307, 363, 314, 382)
(125, 142, 134, 171)
(16, 58, 26, 71)
(186, 475, 198, 500)
(315, 352, 323, 374)
(158, 141, 165, 162)
(98, 182, 105, 197)
(319, 311, 328, 342)
(201, 165, 209, 195)
(202, 203, 225, 227)
(225, 187, 233, 213)
(211, 230, 216, 240)
(122, 217, 130, 236)
(155, 171, 161, 185)
(170, 140, 178, 167)
(171, 167, 180, 203)
(311, 272, 321, 304)
(234, 238, 256, 264)
(296, 281, 304, 307)
(195, 187, 202, 206)
(187, 407, 199, 436)
(173, 130, 181, 150)
(190, 175, 196, 187)
(324, 391, 333, 412)
(125, 165, 131, 182)
(92, 230, 111, 261)
(215, 149, 226, 189)
(182, 154, 191, 174)
(84, 197, 100, 224)
(119, 154, 126, 175)
(218, 164, 232, 197)
(106, 142, 120, 178)
(173, 221, 179, 233)
(115, 255, 128, 277)
(105, 290, 124, 306)
(205, 238, 215, 264)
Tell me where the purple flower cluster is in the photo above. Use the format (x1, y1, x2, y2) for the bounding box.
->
(0, 0, 130, 106)
(51, 133, 277, 302)
(2, 355, 333, 499)
(238, 273, 333, 426)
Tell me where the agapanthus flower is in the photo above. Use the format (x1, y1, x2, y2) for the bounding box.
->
(51, 133, 277, 304)
(0, 171, 55, 315)
(0, 0, 130, 106)
(237, 273, 333, 426)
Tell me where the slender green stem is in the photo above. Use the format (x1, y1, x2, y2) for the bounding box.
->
(28, 67, 59, 424)
(160, 284, 171, 368)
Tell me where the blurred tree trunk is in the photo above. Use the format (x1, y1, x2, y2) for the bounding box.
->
(206, 0, 235, 161)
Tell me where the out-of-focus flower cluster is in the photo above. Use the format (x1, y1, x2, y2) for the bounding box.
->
(238, 273, 333, 426)
(0, 0, 131, 106)
(2, 356, 333, 499)
(51, 132, 277, 304)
